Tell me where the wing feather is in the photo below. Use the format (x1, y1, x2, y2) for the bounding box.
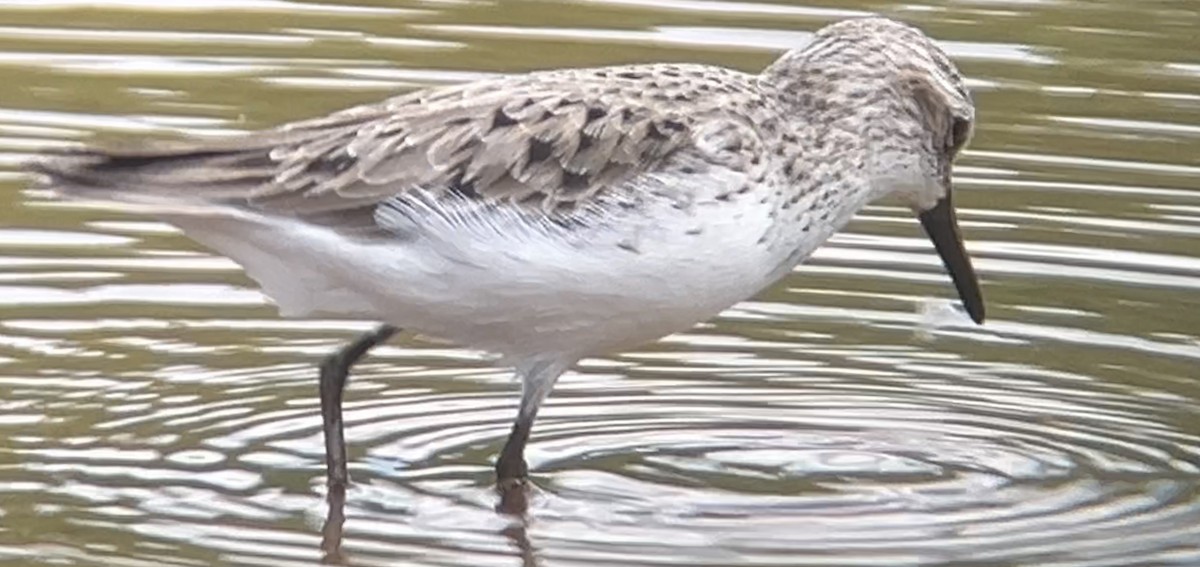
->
(31, 64, 766, 230)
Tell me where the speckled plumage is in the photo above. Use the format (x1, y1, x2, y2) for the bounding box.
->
(31, 17, 984, 486)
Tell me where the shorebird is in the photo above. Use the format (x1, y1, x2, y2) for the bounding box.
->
(31, 17, 984, 489)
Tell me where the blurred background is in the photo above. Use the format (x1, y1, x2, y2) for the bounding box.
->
(0, 1, 1198, 565)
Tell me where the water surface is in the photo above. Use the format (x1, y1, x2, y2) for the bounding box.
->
(1, 1, 1198, 566)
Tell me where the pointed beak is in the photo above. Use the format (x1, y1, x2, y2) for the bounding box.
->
(918, 192, 985, 324)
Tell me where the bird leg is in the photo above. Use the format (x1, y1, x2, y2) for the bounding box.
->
(496, 415, 534, 483)
(494, 359, 570, 487)
(320, 483, 348, 563)
(319, 324, 399, 488)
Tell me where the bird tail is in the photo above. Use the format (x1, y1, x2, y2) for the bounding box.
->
(28, 139, 279, 207)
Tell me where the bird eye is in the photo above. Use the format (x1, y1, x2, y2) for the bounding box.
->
(950, 115, 972, 152)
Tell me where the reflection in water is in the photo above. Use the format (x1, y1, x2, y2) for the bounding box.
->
(320, 479, 540, 566)
(496, 484, 539, 567)
(1, 0, 1199, 566)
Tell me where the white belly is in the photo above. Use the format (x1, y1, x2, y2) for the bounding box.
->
(169, 188, 799, 362)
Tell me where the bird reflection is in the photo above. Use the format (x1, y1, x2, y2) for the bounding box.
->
(497, 481, 540, 567)
(317, 480, 540, 566)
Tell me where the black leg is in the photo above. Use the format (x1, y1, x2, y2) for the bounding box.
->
(320, 483, 347, 564)
(491, 358, 570, 487)
(320, 324, 399, 488)
(495, 415, 534, 484)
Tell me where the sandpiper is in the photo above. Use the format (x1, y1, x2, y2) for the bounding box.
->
(31, 17, 984, 488)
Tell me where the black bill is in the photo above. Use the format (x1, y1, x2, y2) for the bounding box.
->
(918, 194, 985, 324)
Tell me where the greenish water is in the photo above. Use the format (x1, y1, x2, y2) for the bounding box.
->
(1, 1, 1198, 566)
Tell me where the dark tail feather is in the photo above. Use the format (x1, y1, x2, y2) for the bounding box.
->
(29, 141, 279, 203)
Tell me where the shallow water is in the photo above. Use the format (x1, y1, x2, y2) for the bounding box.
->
(1, 1, 1198, 566)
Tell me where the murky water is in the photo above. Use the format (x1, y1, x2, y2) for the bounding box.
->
(1, 1, 1198, 565)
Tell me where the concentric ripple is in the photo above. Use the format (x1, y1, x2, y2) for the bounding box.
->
(1, 0, 1199, 566)
(3, 316, 1197, 566)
